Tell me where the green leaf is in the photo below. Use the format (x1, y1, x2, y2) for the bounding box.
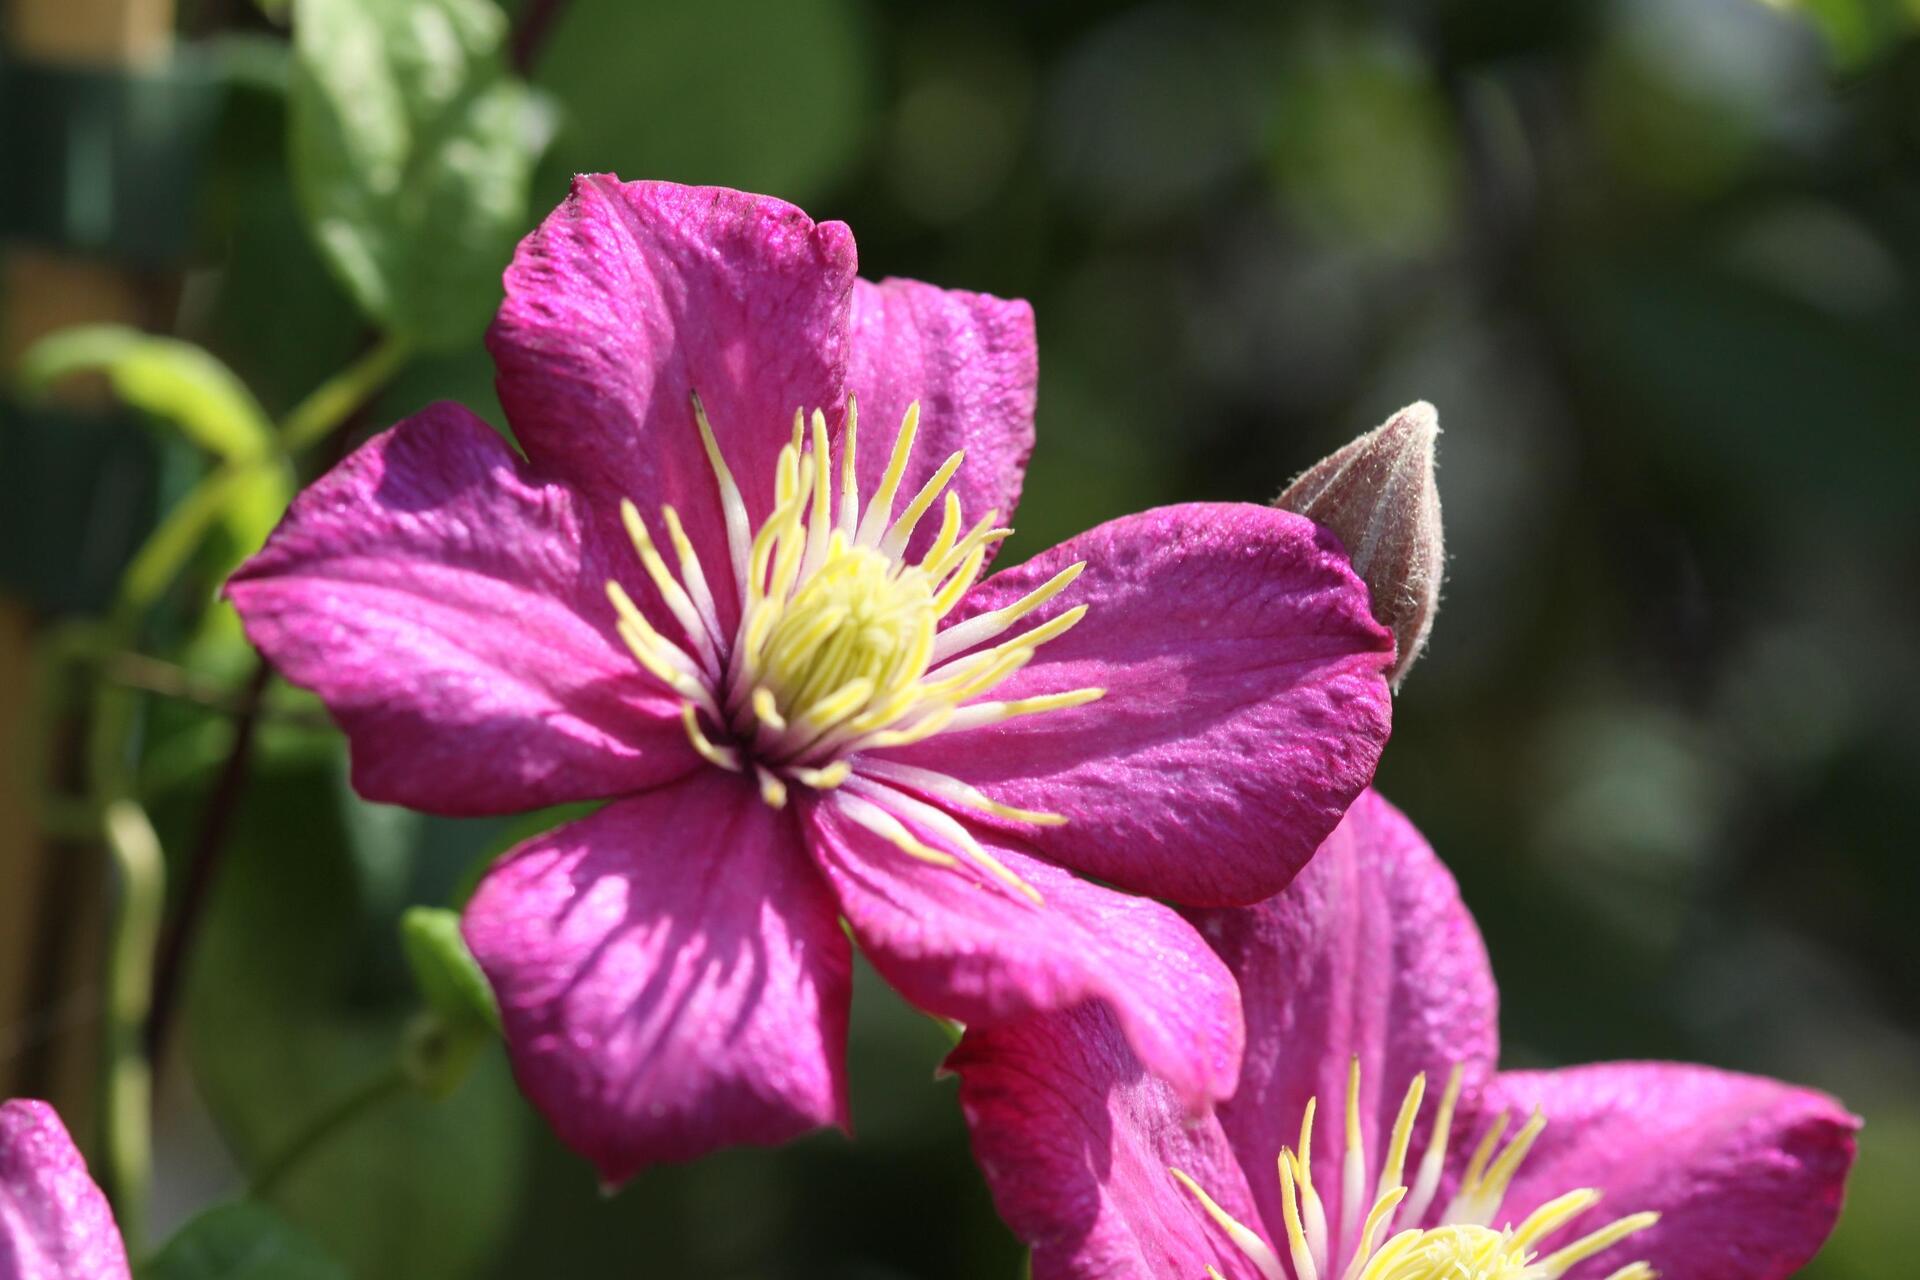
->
(17, 326, 276, 463)
(288, 0, 555, 348)
(401, 906, 500, 1035)
(15, 327, 292, 556)
(144, 1202, 346, 1280)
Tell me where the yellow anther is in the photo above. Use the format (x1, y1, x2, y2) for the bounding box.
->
(751, 687, 787, 732)
(857, 401, 921, 545)
(755, 764, 788, 809)
(922, 491, 964, 568)
(680, 704, 740, 772)
(1172, 1168, 1285, 1280)
(838, 396, 860, 534)
(1177, 1061, 1654, 1280)
(1538, 1212, 1659, 1277)
(857, 759, 1068, 827)
(788, 760, 851, 790)
(945, 688, 1104, 733)
(1468, 1109, 1546, 1224)
(1277, 1151, 1321, 1280)
(1342, 1187, 1407, 1280)
(609, 394, 1100, 887)
(1458, 1113, 1509, 1203)
(690, 390, 752, 584)
(1598, 1265, 1657, 1280)
(1379, 1071, 1425, 1200)
(1404, 1063, 1464, 1225)
(1509, 1189, 1601, 1251)
(1342, 1055, 1368, 1255)
(837, 793, 959, 869)
(882, 449, 966, 557)
(933, 561, 1087, 662)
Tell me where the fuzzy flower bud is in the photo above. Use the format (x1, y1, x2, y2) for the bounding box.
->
(1277, 402, 1443, 689)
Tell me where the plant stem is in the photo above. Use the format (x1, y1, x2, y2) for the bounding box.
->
(98, 797, 164, 1252)
(144, 336, 410, 1070)
(250, 1063, 409, 1200)
(277, 334, 412, 454)
(79, 336, 411, 1233)
(144, 660, 272, 1064)
(509, 0, 573, 74)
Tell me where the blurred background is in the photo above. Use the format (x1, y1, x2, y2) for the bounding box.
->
(2, 0, 1917, 1275)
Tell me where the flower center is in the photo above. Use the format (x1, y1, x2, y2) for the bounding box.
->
(759, 542, 935, 728)
(605, 392, 1103, 818)
(1171, 1061, 1657, 1280)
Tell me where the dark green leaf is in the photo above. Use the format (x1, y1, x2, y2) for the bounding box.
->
(144, 1202, 345, 1280)
(176, 744, 525, 1280)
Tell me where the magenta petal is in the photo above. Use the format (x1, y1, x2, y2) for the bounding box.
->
(893, 502, 1393, 906)
(490, 176, 856, 614)
(1479, 1063, 1858, 1279)
(950, 1006, 1258, 1280)
(805, 792, 1242, 1109)
(460, 772, 853, 1183)
(0, 1100, 130, 1280)
(848, 277, 1036, 560)
(1200, 790, 1499, 1240)
(228, 403, 695, 814)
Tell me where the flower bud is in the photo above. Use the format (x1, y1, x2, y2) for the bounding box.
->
(1277, 402, 1443, 689)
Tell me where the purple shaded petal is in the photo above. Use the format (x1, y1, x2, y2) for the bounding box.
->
(891, 503, 1394, 906)
(228, 403, 694, 815)
(848, 277, 1036, 560)
(0, 1100, 130, 1280)
(806, 792, 1241, 1109)
(951, 1006, 1259, 1280)
(489, 176, 856, 619)
(1200, 790, 1499, 1242)
(461, 771, 852, 1183)
(1479, 1063, 1857, 1279)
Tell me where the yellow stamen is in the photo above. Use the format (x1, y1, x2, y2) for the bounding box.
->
(787, 761, 851, 790)
(755, 764, 789, 809)
(606, 394, 1098, 862)
(1278, 1150, 1321, 1280)
(944, 688, 1105, 733)
(1173, 1061, 1659, 1280)
(681, 704, 739, 772)
(1538, 1213, 1660, 1277)
(1172, 1168, 1285, 1280)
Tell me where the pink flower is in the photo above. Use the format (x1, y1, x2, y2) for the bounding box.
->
(226, 178, 1395, 1182)
(0, 1100, 130, 1280)
(951, 792, 1858, 1280)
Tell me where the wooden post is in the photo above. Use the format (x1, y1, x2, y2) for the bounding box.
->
(0, 0, 176, 1134)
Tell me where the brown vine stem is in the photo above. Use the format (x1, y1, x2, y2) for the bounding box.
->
(508, 0, 573, 76)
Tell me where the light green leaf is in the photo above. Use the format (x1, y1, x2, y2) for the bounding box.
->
(17, 326, 276, 463)
(289, 0, 555, 348)
(144, 1202, 346, 1280)
(401, 906, 500, 1035)
(15, 326, 293, 558)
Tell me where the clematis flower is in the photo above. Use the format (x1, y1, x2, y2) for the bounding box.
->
(225, 178, 1397, 1182)
(0, 1100, 130, 1280)
(952, 791, 1858, 1280)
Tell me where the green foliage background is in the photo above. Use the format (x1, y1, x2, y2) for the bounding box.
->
(6, 0, 1919, 1275)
